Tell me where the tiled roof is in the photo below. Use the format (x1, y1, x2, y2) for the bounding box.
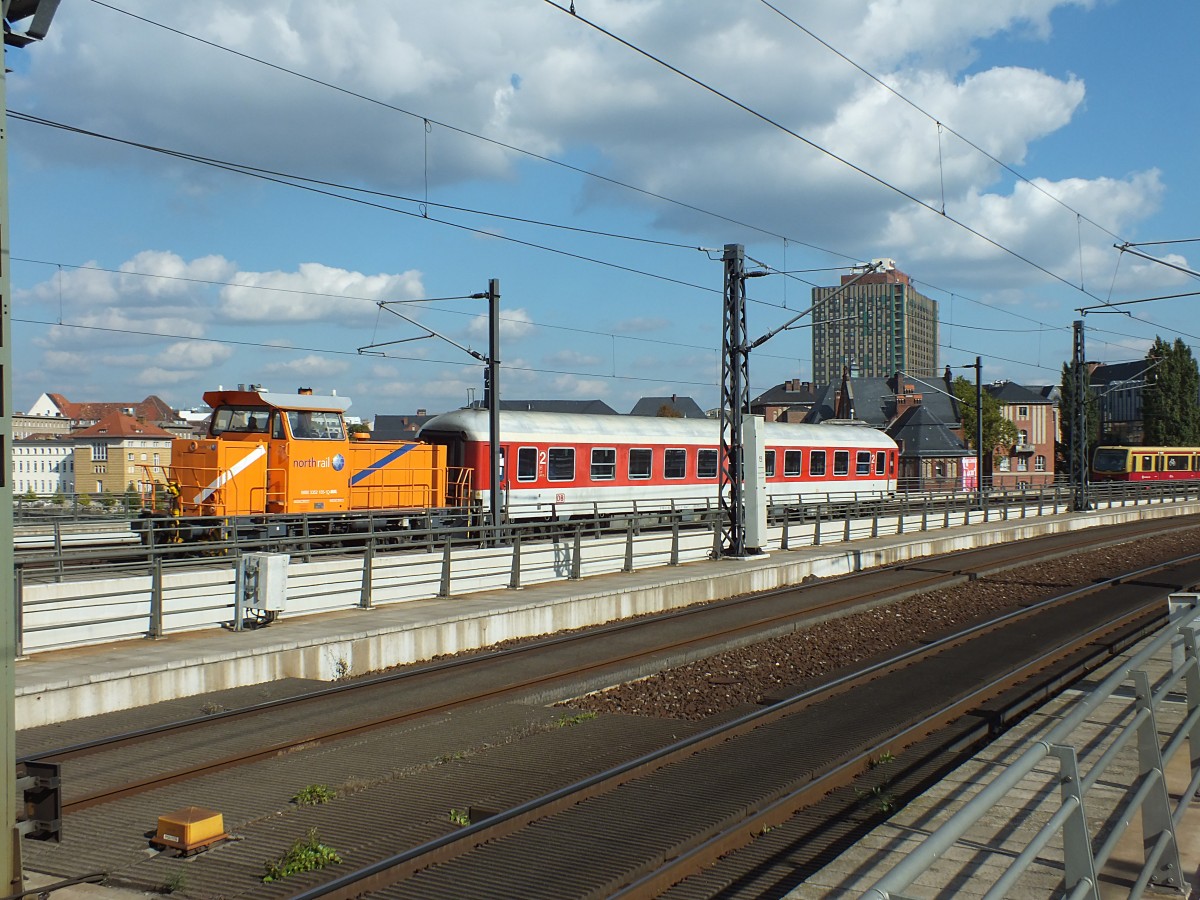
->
(44, 393, 180, 424)
(629, 396, 707, 418)
(72, 411, 176, 439)
(885, 405, 968, 457)
(985, 381, 1051, 404)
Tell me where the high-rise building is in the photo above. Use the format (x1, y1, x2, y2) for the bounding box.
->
(810, 260, 938, 384)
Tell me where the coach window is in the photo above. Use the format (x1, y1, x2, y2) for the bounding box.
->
(591, 447, 616, 480)
(764, 450, 776, 478)
(875, 450, 886, 474)
(517, 447, 538, 482)
(547, 447, 575, 481)
(1168, 454, 1188, 471)
(696, 448, 718, 479)
(664, 448, 687, 479)
(628, 448, 653, 479)
(809, 450, 827, 477)
(856, 451, 871, 475)
(783, 450, 803, 477)
(834, 450, 850, 476)
(1140, 455, 1152, 472)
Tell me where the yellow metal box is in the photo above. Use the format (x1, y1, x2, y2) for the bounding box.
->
(152, 806, 227, 853)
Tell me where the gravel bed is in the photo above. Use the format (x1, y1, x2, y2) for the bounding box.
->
(566, 527, 1200, 721)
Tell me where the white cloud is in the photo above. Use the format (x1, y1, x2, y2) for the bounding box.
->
(262, 354, 351, 379)
(154, 340, 234, 369)
(134, 366, 197, 387)
(219, 264, 424, 323)
(549, 375, 611, 398)
(466, 306, 534, 342)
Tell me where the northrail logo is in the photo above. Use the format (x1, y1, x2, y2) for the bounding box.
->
(292, 457, 337, 469)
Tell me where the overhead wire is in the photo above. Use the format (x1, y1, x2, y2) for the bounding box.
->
(541, 0, 1111, 304)
(85, 0, 849, 262)
(40, 1, 1172, 384)
(753, 0, 1128, 245)
(76, 0, 1096, 367)
(10, 255, 808, 365)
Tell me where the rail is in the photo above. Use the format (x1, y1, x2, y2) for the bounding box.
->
(862, 596, 1200, 900)
(10, 482, 1200, 656)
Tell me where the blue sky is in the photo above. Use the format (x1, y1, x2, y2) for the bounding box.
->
(6, 0, 1198, 422)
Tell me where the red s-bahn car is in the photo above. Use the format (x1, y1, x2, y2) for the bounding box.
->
(1092, 446, 1200, 482)
(418, 408, 898, 520)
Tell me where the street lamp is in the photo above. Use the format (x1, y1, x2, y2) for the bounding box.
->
(958, 357, 983, 507)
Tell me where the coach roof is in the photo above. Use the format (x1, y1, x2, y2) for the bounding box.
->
(420, 408, 895, 449)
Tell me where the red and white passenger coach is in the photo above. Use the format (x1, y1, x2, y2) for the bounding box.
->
(419, 408, 898, 519)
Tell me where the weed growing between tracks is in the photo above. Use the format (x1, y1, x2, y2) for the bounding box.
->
(262, 829, 342, 883)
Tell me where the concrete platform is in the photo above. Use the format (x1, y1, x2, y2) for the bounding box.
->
(16, 501, 1200, 729)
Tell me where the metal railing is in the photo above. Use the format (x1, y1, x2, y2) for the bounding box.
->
(862, 596, 1200, 900)
(10, 482, 1200, 656)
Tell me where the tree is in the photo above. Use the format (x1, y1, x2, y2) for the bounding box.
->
(656, 403, 684, 418)
(1059, 360, 1099, 473)
(951, 376, 1017, 458)
(1142, 337, 1200, 446)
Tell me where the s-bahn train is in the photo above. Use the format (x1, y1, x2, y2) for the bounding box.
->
(146, 387, 898, 536)
(1091, 446, 1200, 482)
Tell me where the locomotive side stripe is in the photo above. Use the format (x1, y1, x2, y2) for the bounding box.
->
(349, 443, 419, 486)
(194, 445, 267, 505)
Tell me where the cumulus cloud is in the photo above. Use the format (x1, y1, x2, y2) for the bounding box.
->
(219, 264, 424, 323)
(262, 354, 351, 378)
(466, 306, 534, 342)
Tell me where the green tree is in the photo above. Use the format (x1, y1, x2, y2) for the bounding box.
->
(1059, 360, 1099, 472)
(951, 377, 1017, 458)
(1142, 337, 1200, 446)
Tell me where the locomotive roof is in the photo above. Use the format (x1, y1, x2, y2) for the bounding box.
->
(202, 389, 352, 413)
(420, 408, 896, 449)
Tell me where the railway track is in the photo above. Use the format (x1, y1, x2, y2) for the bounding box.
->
(15, 518, 1200, 897)
(302, 557, 1189, 900)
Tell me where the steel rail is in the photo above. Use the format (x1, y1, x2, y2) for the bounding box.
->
(286, 554, 1200, 899)
(28, 517, 1189, 774)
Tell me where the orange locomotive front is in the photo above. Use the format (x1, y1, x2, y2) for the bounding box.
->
(167, 388, 453, 520)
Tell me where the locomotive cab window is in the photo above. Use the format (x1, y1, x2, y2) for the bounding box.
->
(547, 447, 575, 482)
(664, 448, 687, 479)
(516, 447, 538, 482)
(211, 406, 272, 436)
(591, 448, 616, 480)
(783, 450, 803, 477)
(764, 450, 776, 478)
(696, 448, 718, 479)
(285, 410, 344, 440)
(856, 451, 871, 475)
(809, 450, 827, 477)
(628, 448, 653, 479)
(833, 450, 850, 476)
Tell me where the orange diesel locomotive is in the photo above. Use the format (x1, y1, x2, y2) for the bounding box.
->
(160, 387, 463, 528)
